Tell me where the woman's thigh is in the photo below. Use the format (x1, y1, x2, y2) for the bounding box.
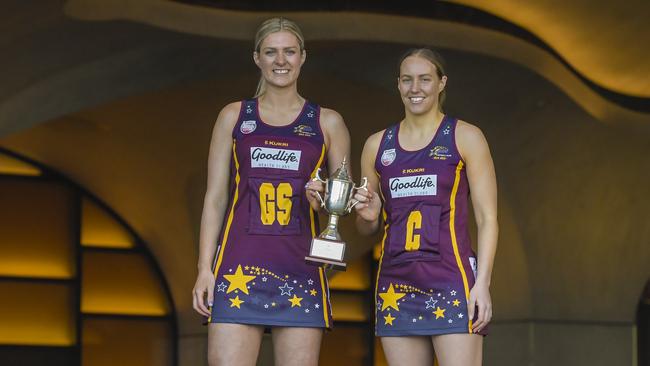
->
(272, 327, 323, 366)
(207, 323, 265, 366)
(431, 333, 482, 366)
(381, 336, 435, 366)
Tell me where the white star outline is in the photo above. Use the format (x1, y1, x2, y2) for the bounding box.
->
(425, 297, 438, 309)
(216, 282, 227, 292)
(279, 283, 294, 296)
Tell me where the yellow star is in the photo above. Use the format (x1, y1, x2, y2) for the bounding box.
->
(379, 283, 406, 311)
(224, 265, 256, 294)
(244, 265, 250, 270)
(229, 296, 244, 309)
(310, 289, 317, 296)
(433, 306, 446, 319)
(452, 299, 460, 307)
(271, 302, 276, 307)
(384, 313, 396, 326)
(288, 294, 303, 307)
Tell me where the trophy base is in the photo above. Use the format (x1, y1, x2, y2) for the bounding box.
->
(305, 256, 347, 271)
(305, 237, 347, 271)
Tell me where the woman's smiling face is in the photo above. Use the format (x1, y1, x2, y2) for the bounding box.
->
(255, 30, 305, 90)
(398, 55, 447, 115)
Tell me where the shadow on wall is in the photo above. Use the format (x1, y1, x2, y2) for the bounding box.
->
(639, 280, 650, 366)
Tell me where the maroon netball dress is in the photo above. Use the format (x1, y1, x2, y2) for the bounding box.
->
(209, 98, 332, 328)
(374, 116, 486, 336)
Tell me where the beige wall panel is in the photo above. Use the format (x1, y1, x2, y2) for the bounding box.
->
(330, 292, 369, 322)
(81, 251, 170, 316)
(0, 282, 75, 346)
(320, 326, 368, 365)
(329, 256, 371, 291)
(484, 322, 531, 366)
(82, 318, 172, 366)
(0, 153, 40, 176)
(178, 333, 208, 366)
(533, 322, 634, 366)
(0, 179, 75, 279)
(81, 197, 134, 249)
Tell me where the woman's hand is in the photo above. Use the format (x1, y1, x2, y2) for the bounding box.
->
(468, 282, 492, 333)
(192, 269, 216, 317)
(305, 180, 325, 211)
(353, 186, 381, 222)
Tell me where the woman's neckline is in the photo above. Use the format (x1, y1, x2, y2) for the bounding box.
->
(396, 114, 447, 153)
(255, 97, 308, 128)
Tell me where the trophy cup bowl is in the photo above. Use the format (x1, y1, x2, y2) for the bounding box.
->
(305, 157, 367, 271)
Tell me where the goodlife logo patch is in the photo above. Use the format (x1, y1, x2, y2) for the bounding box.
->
(388, 174, 437, 198)
(250, 147, 301, 170)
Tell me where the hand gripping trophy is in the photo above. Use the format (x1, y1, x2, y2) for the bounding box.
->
(305, 157, 367, 271)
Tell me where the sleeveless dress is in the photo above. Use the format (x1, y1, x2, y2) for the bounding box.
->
(209, 98, 332, 328)
(374, 116, 486, 336)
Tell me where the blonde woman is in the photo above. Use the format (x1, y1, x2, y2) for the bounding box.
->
(192, 18, 350, 366)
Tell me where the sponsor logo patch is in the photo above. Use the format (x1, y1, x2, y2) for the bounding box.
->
(430, 145, 452, 160)
(250, 147, 301, 170)
(388, 174, 437, 198)
(240, 120, 257, 134)
(293, 124, 317, 137)
(381, 149, 396, 166)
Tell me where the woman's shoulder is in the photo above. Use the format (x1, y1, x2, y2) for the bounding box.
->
(220, 101, 244, 117)
(366, 129, 387, 145)
(455, 119, 486, 144)
(362, 129, 389, 157)
(319, 106, 344, 127)
(454, 119, 490, 160)
(214, 101, 244, 128)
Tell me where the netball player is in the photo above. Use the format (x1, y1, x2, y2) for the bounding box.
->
(354, 48, 498, 366)
(192, 18, 350, 366)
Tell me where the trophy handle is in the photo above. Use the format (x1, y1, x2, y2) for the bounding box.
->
(346, 177, 369, 213)
(311, 168, 327, 208)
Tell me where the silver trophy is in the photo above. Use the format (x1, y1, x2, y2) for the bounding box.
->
(305, 157, 367, 271)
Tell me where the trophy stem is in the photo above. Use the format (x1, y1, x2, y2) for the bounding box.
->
(319, 214, 341, 241)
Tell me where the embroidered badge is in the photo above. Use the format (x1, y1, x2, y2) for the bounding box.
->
(381, 149, 397, 166)
(240, 120, 257, 134)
